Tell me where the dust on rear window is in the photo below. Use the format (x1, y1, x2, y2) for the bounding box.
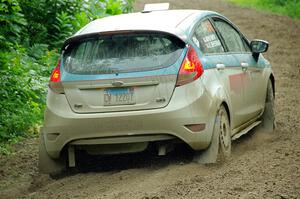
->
(62, 33, 185, 74)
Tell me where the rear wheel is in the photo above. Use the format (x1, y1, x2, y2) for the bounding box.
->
(38, 133, 66, 176)
(218, 106, 231, 160)
(194, 105, 231, 163)
(260, 80, 275, 132)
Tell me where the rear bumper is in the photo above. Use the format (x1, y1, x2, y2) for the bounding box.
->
(42, 79, 218, 159)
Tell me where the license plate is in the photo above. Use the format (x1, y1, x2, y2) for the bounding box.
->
(104, 87, 135, 106)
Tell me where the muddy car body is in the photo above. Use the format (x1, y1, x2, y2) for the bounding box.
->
(39, 7, 275, 174)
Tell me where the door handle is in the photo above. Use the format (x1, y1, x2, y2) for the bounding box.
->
(216, 63, 225, 70)
(241, 62, 249, 71)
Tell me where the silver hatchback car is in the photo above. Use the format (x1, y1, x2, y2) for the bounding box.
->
(39, 5, 275, 174)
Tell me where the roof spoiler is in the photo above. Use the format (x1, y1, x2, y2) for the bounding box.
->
(61, 30, 187, 52)
(142, 3, 170, 13)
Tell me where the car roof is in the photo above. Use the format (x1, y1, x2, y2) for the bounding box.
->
(74, 10, 218, 42)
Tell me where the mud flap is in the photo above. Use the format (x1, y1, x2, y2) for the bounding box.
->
(193, 117, 220, 164)
(261, 101, 275, 133)
(38, 133, 65, 175)
(68, 146, 76, 167)
(260, 80, 275, 133)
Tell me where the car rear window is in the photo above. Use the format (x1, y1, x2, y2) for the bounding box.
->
(62, 33, 185, 74)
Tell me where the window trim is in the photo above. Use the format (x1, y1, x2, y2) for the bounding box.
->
(189, 17, 227, 55)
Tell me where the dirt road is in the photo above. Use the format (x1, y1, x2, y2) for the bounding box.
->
(1, 0, 300, 198)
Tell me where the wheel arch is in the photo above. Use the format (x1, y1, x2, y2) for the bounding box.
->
(213, 85, 232, 127)
(220, 101, 231, 125)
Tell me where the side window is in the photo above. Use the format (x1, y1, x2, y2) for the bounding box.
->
(192, 19, 224, 54)
(214, 20, 247, 52)
(242, 38, 251, 52)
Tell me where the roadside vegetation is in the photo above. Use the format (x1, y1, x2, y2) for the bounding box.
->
(229, 0, 300, 19)
(0, 0, 134, 154)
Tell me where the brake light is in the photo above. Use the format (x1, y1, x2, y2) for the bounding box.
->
(176, 45, 204, 86)
(49, 60, 64, 94)
(50, 62, 60, 82)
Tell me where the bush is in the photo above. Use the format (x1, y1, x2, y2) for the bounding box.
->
(229, 0, 300, 19)
(0, 0, 27, 49)
(0, 45, 58, 143)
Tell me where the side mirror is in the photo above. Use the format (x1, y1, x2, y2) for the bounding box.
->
(250, 39, 269, 61)
(250, 39, 269, 53)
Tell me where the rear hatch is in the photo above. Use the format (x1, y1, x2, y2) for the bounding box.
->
(61, 32, 186, 113)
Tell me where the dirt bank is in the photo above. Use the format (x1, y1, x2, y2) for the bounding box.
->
(1, 0, 300, 198)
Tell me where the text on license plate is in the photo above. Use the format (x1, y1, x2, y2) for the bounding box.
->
(104, 87, 135, 106)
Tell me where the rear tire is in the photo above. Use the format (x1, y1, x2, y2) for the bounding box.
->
(194, 105, 231, 164)
(218, 106, 231, 160)
(38, 133, 66, 176)
(260, 80, 275, 132)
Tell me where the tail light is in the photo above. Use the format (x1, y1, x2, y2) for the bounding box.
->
(49, 60, 64, 94)
(176, 45, 204, 86)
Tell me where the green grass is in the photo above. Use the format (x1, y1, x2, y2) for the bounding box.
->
(229, 0, 300, 19)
